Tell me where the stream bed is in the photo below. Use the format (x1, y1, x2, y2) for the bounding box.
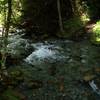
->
(1, 34, 100, 100)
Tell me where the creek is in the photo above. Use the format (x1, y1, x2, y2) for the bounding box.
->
(1, 33, 100, 100)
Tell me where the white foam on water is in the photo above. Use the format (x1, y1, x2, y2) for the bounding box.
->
(25, 46, 55, 61)
(5, 34, 31, 57)
(24, 44, 64, 65)
(89, 80, 100, 95)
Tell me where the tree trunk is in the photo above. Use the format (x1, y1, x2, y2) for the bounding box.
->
(70, 0, 75, 14)
(0, 0, 12, 78)
(69, 0, 80, 16)
(57, 0, 64, 33)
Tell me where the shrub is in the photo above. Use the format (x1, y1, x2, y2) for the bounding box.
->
(91, 20, 100, 44)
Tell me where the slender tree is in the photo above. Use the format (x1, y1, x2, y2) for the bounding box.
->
(0, 0, 12, 79)
(57, 0, 64, 33)
(69, 0, 81, 16)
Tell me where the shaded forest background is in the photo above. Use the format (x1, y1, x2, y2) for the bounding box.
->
(0, 0, 100, 40)
(20, 0, 100, 38)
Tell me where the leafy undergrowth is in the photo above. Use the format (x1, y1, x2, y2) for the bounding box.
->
(1, 89, 25, 100)
(91, 20, 100, 44)
(57, 17, 87, 39)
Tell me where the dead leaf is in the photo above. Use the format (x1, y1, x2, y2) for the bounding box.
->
(95, 67, 100, 73)
(59, 83, 64, 92)
(83, 74, 95, 81)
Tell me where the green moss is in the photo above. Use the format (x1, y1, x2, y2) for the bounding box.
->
(2, 89, 20, 100)
(64, 17, 83, 30)
(58, 17, 85, 38)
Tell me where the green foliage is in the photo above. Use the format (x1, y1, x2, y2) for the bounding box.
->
(2, 89, 21, 100)
(64, 17, 83, 29)
(0, 0, 7, 24)
(93, 21, 100, 35)
(11, 0, 22, 24)
(91, 20, 100, 44)
(59, 17, 84, 38)
(80, 13, 90, 24)
(84, 0, 100, 20)
(0, 0, 22, 25)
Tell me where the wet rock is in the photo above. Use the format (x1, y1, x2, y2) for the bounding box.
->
(2, 34, 34, 61)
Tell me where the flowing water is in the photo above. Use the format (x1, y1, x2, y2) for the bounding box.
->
(1, 34, 100, 100)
